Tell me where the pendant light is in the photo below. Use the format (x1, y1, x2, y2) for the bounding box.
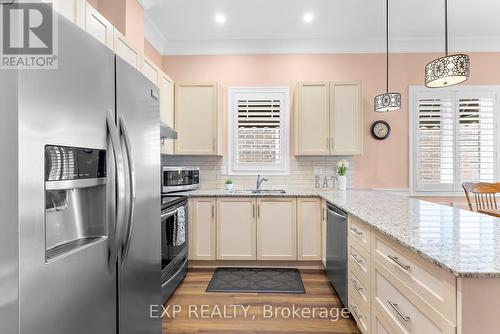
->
(374, 0, 401, 112)
(425, 0, 470, 88)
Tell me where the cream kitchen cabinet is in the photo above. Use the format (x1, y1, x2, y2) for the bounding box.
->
(217, 198, 256, 260)
(346, 215, 457, 334)
(84, 2, 113, 48)
(297, 198, 322, 260)
(113, 29, 141, 70)
(43, 0, 86, 27)
(188, 198, 216, 260)
(330, 82, 363, 155)
(295, 82, 330, 155)
(160, 72, 175, 155)
(141, 57, 161, 86)
(295, 81, 362, 156)
(257, 198, 296, 260)
(174, 82, 219, 155)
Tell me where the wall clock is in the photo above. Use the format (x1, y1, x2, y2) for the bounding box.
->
(370, 120, 391, 140)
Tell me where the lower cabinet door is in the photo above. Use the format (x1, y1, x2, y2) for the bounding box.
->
(189, 198, 216, 260)
(297, 198, 322, 260)
(217, 198, 256, 260)
(257, 198, 297, 260)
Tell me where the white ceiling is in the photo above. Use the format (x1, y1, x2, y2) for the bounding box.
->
(142, 0, 500, 55)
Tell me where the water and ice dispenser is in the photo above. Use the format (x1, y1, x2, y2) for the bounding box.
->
(44, 145, 107, 262)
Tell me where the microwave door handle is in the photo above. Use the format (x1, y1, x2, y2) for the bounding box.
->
(119, 115, 136, 265)
(107, 110, 126, 271)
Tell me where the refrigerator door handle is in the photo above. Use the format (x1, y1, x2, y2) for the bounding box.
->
(107, 110, 127, 270)
(119, 114, 136, 264)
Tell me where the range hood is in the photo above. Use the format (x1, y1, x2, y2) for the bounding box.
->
(160, 121, 177, 139)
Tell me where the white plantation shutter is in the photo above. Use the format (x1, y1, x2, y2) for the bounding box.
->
(237, 99, 281, 164)
(458, 95, 496, 184)
(228, 88, 290, 175)
(416, 96, 454, 191)
(411, 87, 500, 193)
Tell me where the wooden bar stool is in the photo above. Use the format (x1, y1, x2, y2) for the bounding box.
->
(462, 182, 500, 218)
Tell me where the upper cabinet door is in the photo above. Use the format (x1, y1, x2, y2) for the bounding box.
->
(174, 82, 219, 155)
(43, 0, 85, 26)
(84, 2, 113, 48)
(141, 57, 160, 86)
(160, 72, 174, 155)
(295, 82, 331, 156)
(113, 29, 141, 70)
(330, 81, 363, 155)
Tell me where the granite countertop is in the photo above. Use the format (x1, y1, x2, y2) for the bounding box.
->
(178, 189, 500, 278)
(320, 190, 500, 278)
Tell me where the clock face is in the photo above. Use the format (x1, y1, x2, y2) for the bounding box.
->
(371, 121, 391, 140)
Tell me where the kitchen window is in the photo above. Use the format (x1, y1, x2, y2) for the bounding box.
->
(410, 86, 500, 193)
(228, 87, 290, 175)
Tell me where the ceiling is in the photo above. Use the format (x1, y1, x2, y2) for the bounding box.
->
(142, 0, 500, 55)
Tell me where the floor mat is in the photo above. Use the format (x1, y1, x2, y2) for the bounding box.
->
(206, 268, 305, 293)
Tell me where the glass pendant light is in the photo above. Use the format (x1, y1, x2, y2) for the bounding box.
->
(374, 0, 401, 112)
(425, 0, 470, 88)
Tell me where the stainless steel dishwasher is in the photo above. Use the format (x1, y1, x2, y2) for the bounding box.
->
(326, 203, 348, 307)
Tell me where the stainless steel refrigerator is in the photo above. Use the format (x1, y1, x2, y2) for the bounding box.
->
(0, 9, 161, 334)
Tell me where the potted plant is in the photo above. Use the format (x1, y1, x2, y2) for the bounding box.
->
(224, 179, 234, 191)
(336, 160, 349, 191)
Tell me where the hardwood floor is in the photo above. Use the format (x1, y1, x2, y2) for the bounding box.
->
(163, 269, 360, 334)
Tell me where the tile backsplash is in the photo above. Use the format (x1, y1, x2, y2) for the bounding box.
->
(161, 155, 353, 191)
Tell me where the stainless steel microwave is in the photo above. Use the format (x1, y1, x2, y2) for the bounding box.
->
(162, 167, 200, 193)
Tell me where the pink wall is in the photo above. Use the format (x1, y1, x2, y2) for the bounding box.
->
(87, 0, 98, 9)
(125, 0, 144, 50)
(144, 39, 162, 68)
(98, 0, 126, 34)
(162, 53, 500, 189)
(96, 0, 144, 51)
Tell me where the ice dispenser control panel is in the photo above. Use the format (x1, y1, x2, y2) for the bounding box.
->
(44, 145, 107, 262)
(45, 145, 106, 181)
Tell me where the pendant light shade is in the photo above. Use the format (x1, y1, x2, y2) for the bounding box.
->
(375, 92, 402, 112)
(425, 0, 470, 88)
(425, 53, 470, 88)
(374, 0, 401, 113)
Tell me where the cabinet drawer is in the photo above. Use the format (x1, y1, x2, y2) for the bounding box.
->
(349, 292, 371, 334)
(372, 303, 402, 334)
(349, 240, 370, 281)
(372, 261, 456, 334)
(349, 216, 370, 251)
(349, 265, 370, 307)
(371, 232, 456, 323)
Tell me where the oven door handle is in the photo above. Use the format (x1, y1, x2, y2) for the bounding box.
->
(161, 202, 187, 220)
(162, 257, 188, 288)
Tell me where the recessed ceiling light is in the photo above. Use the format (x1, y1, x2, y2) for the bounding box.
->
(215, 13, 226, 25)
(303, 12, 314, 23)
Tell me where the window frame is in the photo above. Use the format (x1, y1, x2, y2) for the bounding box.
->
(227, 87, 290, 176)
(409, 85, 500, 195)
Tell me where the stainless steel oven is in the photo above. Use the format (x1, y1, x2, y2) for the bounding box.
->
(161, 195, 188, 303)
(162, 167, 200, 193)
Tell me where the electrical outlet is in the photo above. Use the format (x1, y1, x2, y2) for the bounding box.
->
(314, 167, 323, 175)
(220, 165, 227, 175)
